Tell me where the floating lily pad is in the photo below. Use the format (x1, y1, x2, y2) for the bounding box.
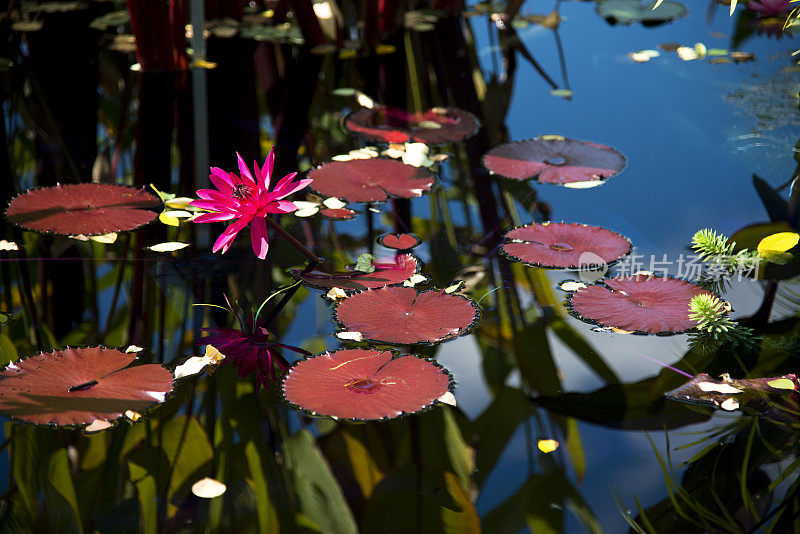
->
(346, 106, 480, 145)
(308, 158, 435, 203)
(482, 137, 626, 186)
(501, 222, 631, 269)
(5, 183, 160, 235)
(282, 348, 453, 420)
(666, 373, 799, 421)
(291, 254, 421, 291)
(378, 233, 422, 250)
(320, 207, 359, 220)
(0, 346, 173, 426)
(567, 275, 713, 335)
(333, 286, 480, 344)
(596, 0, 688, 27)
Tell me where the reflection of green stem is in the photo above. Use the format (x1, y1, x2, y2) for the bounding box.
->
(404, 30, 424, 112)
(264, 216, 321, 264)
(254, 280, 302, 323)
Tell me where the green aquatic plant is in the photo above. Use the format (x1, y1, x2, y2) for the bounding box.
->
(691, 228, 760, 280)
(688, 294, 736, 336)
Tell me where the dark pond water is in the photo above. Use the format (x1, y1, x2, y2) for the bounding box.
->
(0, 1, 799, 532)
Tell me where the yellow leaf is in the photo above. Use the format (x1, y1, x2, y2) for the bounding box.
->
(767, 378, 796, 390)
(757, 232, 800, 264)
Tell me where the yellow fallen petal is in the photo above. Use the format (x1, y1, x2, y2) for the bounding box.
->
(537, 439, 560, 453)
(165, 197, 195, 209)
(90, 233, 118, 244)
(159, 211, 180, 227)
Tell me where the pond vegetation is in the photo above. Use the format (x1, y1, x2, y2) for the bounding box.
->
(0, 0, 799, 532)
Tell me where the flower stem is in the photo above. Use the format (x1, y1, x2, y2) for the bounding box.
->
(264, 216, 321, 264)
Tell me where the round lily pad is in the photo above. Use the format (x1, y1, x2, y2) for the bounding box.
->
(596, 0, 688, 27)
(308, 158, 435, 203)
(378, 233, 422, 250)
(346, 106, 480, 145)
(501, 222, 631, 269)
(567, 276, 713, 335)
(291, 254, 421, 291)
(333, 286, 480, 344)
(282, 348, 453, 420)
(483, 137, 627, 186)
(0, 346, 173, 426)
(5, 183, 160, 235)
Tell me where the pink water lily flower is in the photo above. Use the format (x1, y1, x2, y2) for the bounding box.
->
(747, 0, 791, 17)
(190, 149, 312, 259)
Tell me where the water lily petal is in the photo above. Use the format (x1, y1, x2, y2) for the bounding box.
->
(250, 217, 269, 259)
(273, 178, 314, 199)
(193, 212, 237, 223)
(189, 199, 239, 212)
(236, 152, 256, 187)
(266, 200, 298, 214)
(273, 171, 299, 193)
(209, 167, 234, 192)
(212, 218, 249, 254)
(259, 148, 275, 190)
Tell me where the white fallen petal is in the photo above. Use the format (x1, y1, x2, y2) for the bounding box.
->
(332, 154, 355, 161)
(148, 242, 190, 252)
(562, 180, 604, 189)
(84, 420, 114, 433)
(161, 210, 193, 219)
(0, 240, 19, 251)
(336, 331, 364, 342)
(402, 274, 427, 287)
(356, 92, 375, 109)
(323, 197, 347, 209)
(125, 410, 141, 422)
(326, 287, 348, 300)
(720, 397, 740, 411)
(559, 281, 587, 291)
(146, 391, 167, 402)
(125, 345, 144, 353)
(698, 382, 743, 394)
(192, 477, 227, 498)
(437, 391, 457, 406)
(174, 356, 210, 379)
(294, 206, 320, 217)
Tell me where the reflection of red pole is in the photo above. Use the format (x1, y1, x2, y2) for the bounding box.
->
(290, 0, 327, 46)
(126, 0, 188, 71)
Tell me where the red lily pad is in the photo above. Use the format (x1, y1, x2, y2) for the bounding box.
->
(0, 346, 173, 426)
(378, 233, 422, 250)
(501, 222, 631, 269)
(483, 137, 627, 185)
(291, 254, 421, 291)
(346, 106, 480, 145)
(5, 183, 160, 235)
(282, 348, 453, 420)
(567, 276, 712, 335)
(333, 286, 480, 344)
(320, 207, 358, 220)
(308, 158, 435, 203)
(666, 373, 799, 422)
